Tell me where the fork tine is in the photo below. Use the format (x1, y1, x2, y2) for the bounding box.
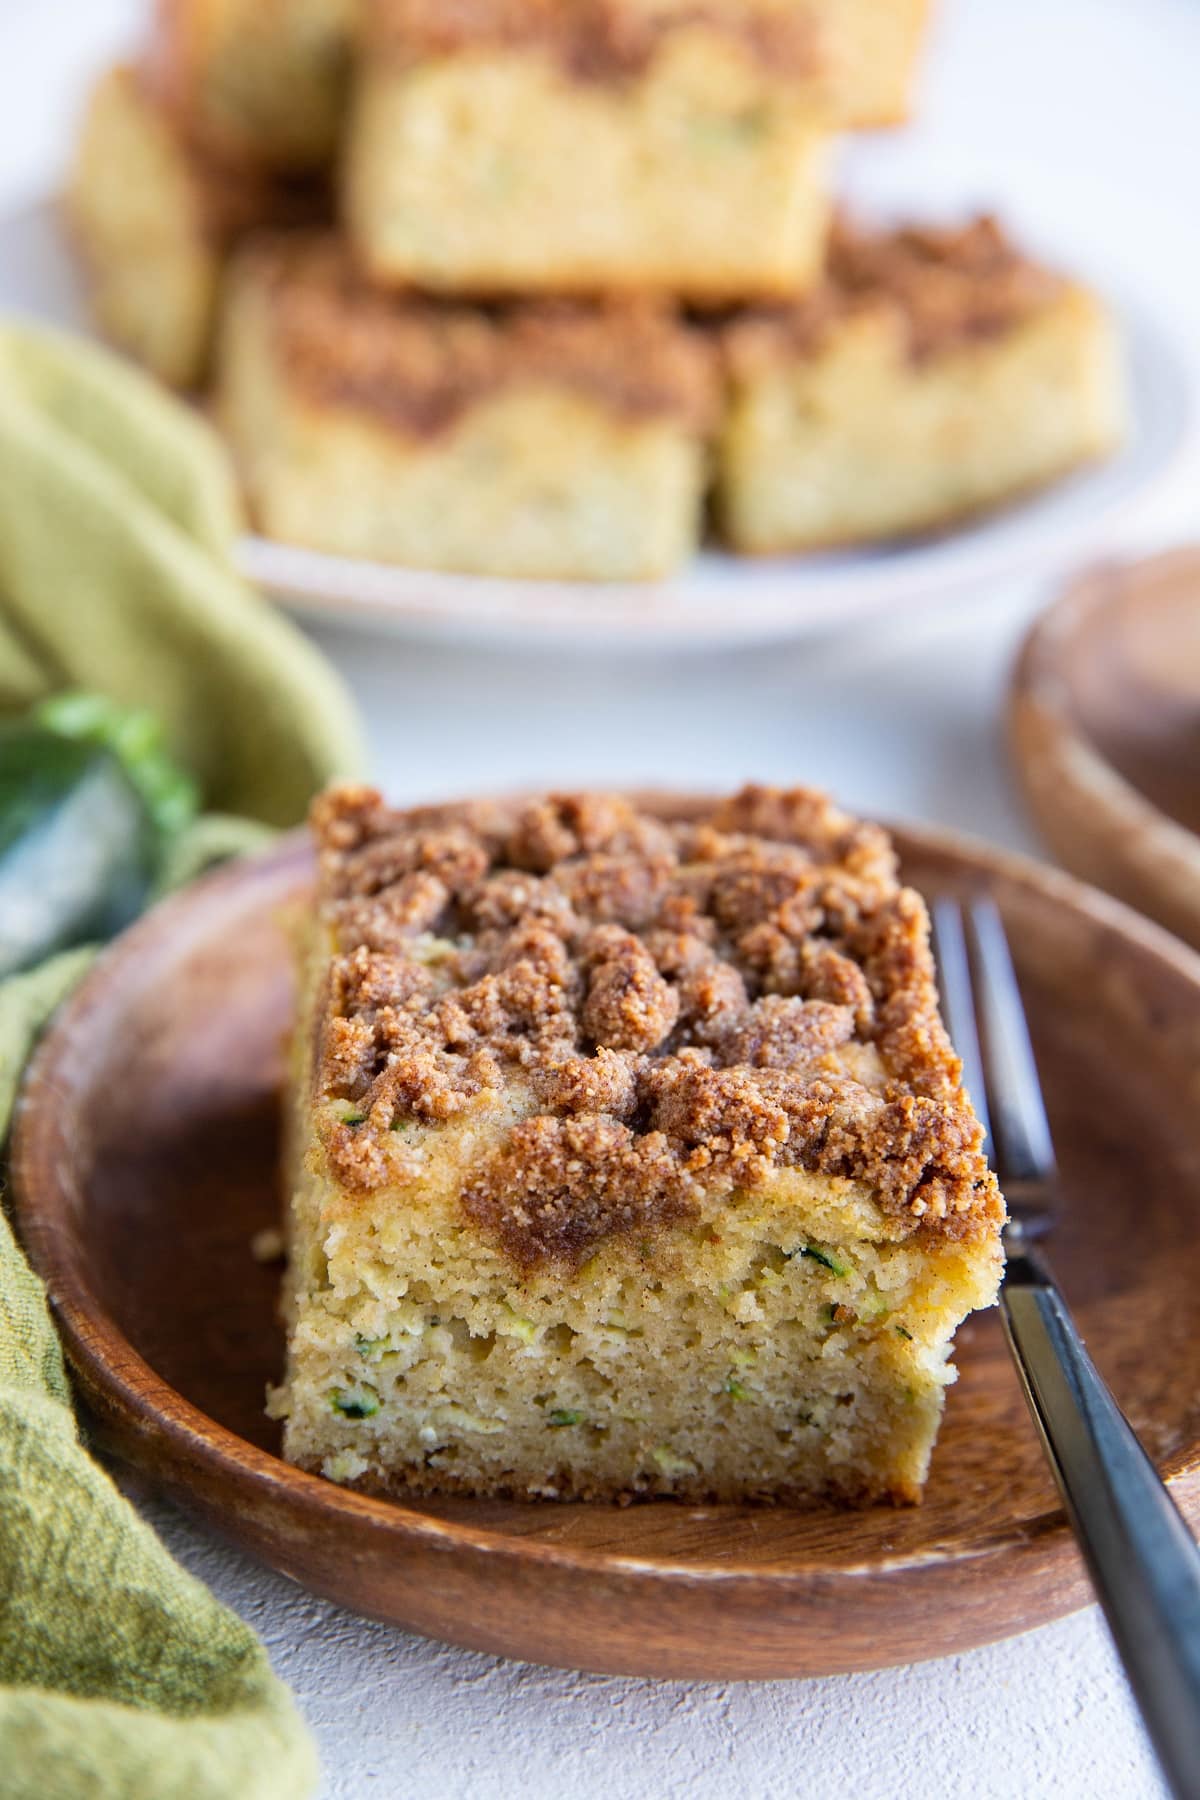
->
(965, 897, 1057, 1188)
(930, 898, 994, 1164)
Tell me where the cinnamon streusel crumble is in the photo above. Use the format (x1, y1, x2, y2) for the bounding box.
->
(366, 0, 926, 124)
(276, 786, 1004, 1506)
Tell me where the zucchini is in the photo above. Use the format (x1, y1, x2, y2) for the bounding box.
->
(799, 1244, 851, 1277)
(330, 1386, 380, 1420)
(0, 695, 196, 978)
(0, 729, 150, 976)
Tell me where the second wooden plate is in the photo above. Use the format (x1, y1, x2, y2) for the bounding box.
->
(11, 810, 1200, 1679)
(1010, 547, 1200, 951)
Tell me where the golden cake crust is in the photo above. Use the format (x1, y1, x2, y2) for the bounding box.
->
(238, 236, 721, 436)
(308, 786, 1001, 1266)
(363, 0, 822, 81)
(725, 215, 1066, 371)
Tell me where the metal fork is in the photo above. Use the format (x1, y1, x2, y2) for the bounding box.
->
(932, 897, 1200, 1800)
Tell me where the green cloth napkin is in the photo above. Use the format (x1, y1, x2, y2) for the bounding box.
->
(0, 948, 97, 1145)
(0, 320, 364, 824)
(0, 1201, 319, 1800)
(0, 320, 369, 1797)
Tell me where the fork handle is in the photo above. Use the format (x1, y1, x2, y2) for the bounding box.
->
(1002, 1237, 1200, 1800)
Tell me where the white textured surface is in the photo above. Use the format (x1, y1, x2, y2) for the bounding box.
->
(137, 1489, 1157, 1800)
(8, 1, 1200, 1793)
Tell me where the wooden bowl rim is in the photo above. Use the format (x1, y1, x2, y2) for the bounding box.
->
(1009, 548, 1200, 902)
(12, 799, 1200, 1598)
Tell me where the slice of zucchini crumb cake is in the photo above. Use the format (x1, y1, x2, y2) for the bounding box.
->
(273, 784, 1004, 1506)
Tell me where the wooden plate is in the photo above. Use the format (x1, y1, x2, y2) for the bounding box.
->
(1010, 547, 1200, 952)
(11, 812, 1200, 1680)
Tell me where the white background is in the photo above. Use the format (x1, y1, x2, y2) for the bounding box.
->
(3, 2, 1199, 1794)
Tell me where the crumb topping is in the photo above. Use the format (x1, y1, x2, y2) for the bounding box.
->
(364, 0, 821, 83)
(309, 786, 1001, 1265)
(724, 215, 1065, 369)
(240, 236, 719, 436)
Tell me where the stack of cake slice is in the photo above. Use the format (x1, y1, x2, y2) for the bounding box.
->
(68, 0, 1125, 577)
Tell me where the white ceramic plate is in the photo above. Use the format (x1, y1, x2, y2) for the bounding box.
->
(235, 307, 1194, 650)
(3, 195, 1194, 652)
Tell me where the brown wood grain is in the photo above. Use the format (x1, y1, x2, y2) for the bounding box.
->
(10, 805, 1200, 1679)
(1010, 547, 1200, 952)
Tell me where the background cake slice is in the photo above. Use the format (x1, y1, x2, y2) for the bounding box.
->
(344, 0, 836, 300)
(67, 65, 327, 388)
(808, 0, 931, 127)
(216, 236, 717, 579)
(276, 785, 1004, 1506)
(716, 215, 1126, 554)
(147, 0, 355, 171)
